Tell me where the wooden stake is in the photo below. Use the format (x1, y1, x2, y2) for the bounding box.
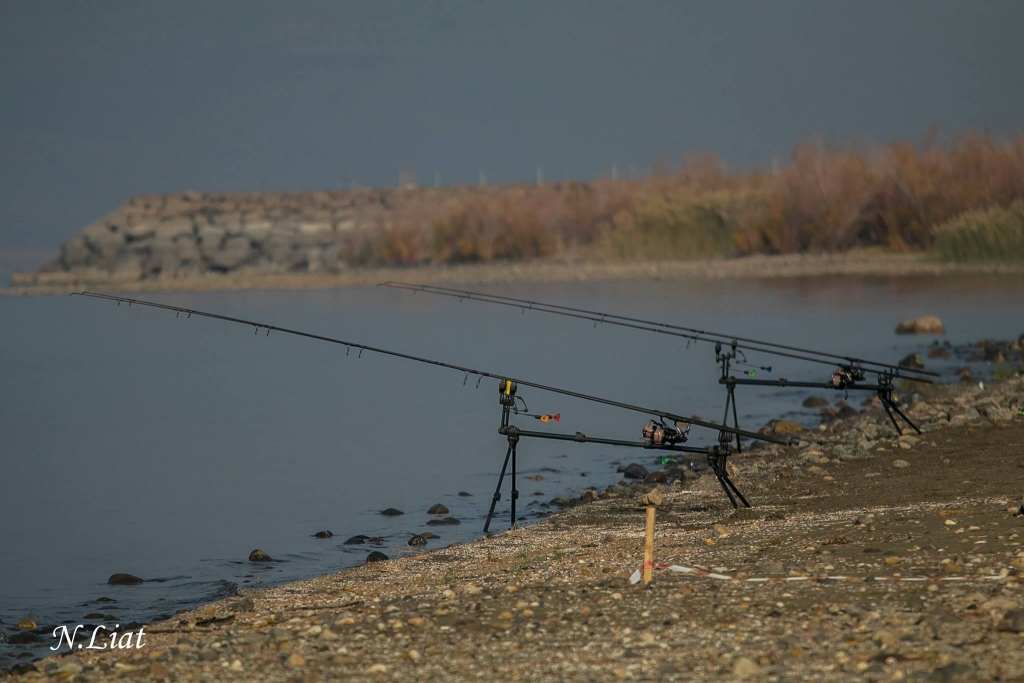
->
(643, 505, 656, 585)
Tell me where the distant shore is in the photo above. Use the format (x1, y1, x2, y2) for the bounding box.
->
(6, 252, 1024, 296)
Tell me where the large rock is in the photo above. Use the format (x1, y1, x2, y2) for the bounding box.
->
(107, 573, 143, 585)
(895, 316, 945, 335)
(207, 236, 254, 270)
(60, 236, 91, 268)
(765, 419, 805, 436)
(622, 463, 648, 480)
(898, 353, 925, 370)
(154, 218, 194, 241)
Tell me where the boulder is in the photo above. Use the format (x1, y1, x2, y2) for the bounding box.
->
(243, 221, 273, 243)
(343, 535, 369, 545)
(895, 316, 945, 335)
(802, 396, 829, 408)
(248, 549, 273, 562)
(765, 419, 804, 436)
(380, 508, 404, 516)
(196, 225, 226, 255)
(313, 530, 333, 539)
(365, 551, 389, 564)
(60, 236, 91, 267)
(425, 517, 461, 526)
(643, 470, 668, 484)
(927, 347, 950, 359)
(427, 503, 449, 515)
(622, 463, 648, 480)
(899, 353, 925, 371)
(107, 573, 143, 585)
(407, 535, 427, 547)
(154, 218, 194, 241)
(207, 236, 254, 270)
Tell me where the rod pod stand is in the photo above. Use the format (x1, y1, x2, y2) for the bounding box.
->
(715, 342, 922, 438)
(715, 341, 746, 454)
(483, 379, 754, 533)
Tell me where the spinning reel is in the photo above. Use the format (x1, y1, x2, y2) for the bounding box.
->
(642, 418, 689, 446)
(830, 365, 866, 390)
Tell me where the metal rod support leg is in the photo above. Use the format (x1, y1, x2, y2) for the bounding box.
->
(483, 442, 513, 533)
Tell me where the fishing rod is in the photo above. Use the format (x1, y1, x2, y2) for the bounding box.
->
(378, 282, 938, 380)
(379, 282, 929, 445)
(74, 292, 791, 526)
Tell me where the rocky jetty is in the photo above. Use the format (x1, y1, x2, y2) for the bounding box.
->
(13, 187, 484, 287)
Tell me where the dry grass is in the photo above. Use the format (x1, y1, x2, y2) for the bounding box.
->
(932, 200, 1024, 262)
(334, 131, 1024, 267)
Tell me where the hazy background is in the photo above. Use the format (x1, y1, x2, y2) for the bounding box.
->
(2, 0, 1023, 252)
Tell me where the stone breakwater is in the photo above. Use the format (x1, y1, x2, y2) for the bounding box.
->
(12, 187, 502, 287)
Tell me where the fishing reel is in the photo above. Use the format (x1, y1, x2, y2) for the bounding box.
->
(642, 418, 689, 446)
(830, 366, 865, 389)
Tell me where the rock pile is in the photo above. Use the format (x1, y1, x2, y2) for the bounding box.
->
(15, 187, 479, 286)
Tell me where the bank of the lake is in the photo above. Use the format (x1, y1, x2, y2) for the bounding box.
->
(12, 374, 1024, 681)
(6, 252, 1024, 297)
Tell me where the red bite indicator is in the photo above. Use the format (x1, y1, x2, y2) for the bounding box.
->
(535, 413, 560, 422)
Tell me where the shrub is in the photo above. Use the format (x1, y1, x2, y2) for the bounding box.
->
(931, 202, 1024, 262)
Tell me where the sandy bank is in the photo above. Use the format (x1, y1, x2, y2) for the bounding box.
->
(5, 252, 1024, 297)
(10, 375, 1024, 681)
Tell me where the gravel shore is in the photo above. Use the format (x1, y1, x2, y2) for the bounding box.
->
(6, 252, 1024, 296)
(8, 373, 1023, 681)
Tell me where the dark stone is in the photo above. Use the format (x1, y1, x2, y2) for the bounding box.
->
(83, 612, 105, 619)
(427, 503, 449, 515)
(425, 517, 461, 526)
(927, 347, 950, 359)
(228, 597, 255, 612)
(313, 530, 333, 539)
(420, 532, 440, 539)
(365, 551, 389, 564)
(248, 549, 273, 562)
(457, 491, 473, 496)
(107, 573, 144, 585)
(837, 405, 859, 420)
(343, 535, 369, 545)
(802, 396, 829, 408)
(407, 535, 427, 547)
(8, 632, 41, 644)
(997, 608, 1024, 633)
(644, 470, 668, 484)
(9, 663, 38, 675)
(368, 536, 385, 544)
(380, 508, 404, 516)
(898, 353, 925, 371)
(623, 463, 649, 480)
(926, 662, 979, 683)
(550, 497, 578, 509)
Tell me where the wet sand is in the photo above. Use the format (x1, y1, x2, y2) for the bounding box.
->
(6, 252, 1024, 296)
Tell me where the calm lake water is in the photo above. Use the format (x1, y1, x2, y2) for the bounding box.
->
(2, 275, 1022, 667)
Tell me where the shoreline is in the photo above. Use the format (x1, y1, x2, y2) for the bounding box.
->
(10, 375, 1024, 680)
(6, 252, 1024, 296)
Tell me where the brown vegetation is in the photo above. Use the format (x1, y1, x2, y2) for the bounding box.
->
(337, 131, 1024, 267)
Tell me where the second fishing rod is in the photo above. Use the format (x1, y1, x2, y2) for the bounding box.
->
(75, 292, 790, 528)
(379, 282, 930, 444)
